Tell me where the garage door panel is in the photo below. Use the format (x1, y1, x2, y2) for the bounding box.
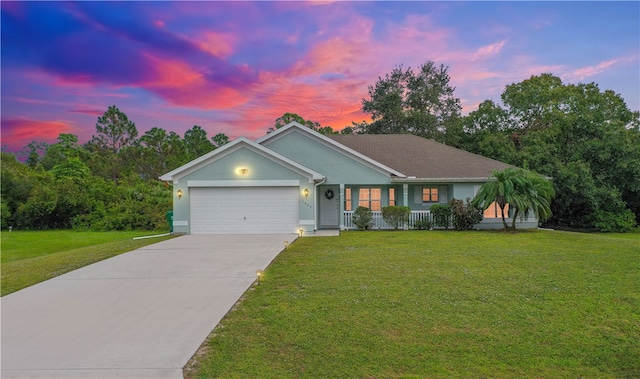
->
(190, 187, 298, 234)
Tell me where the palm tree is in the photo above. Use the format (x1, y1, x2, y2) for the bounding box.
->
(472, 168, 554, 230)
(509, 170, 555, 229)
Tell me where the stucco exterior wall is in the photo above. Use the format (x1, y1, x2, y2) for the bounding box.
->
(406, 184, 452, 211)
(170, 146, 315, 234)
(262, 130, 392, 185)
(451, 183, 482, 202)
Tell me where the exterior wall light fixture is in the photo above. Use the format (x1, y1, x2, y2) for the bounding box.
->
(176, 189, 183, 199)
(303, 188, 309, 198)
(239, 168, 249, 175)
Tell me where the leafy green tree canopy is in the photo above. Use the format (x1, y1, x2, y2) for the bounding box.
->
(211, 133, 230, 148)
(463, 73, 640, 229)
(184, 125, 214, 160)
(269, 112, 337, 135)
(361, 60, 462, 141)
(90, 105, 138, 154)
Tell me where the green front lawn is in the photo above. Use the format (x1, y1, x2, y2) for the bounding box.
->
(188, 230, 640, 378)
(1, 230, 175, 296)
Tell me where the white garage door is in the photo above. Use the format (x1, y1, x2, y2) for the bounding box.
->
(190, 187, 299, 234)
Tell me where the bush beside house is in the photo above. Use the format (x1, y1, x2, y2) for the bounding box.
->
(353, 206, 373, 230)
(430, 204, 452, 230)
(450, 198, 483, 230)
(381, 206, 411, 229)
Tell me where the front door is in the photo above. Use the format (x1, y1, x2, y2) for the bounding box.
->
(320, 186, 339, 228)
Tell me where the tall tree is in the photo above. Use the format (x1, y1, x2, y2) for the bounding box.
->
(22, 141, 48, 168)
(272, 113, 316, 131)
(462, 74, 640, 229)
(49, 158, 92, 228)
(42, 134, 85, 170)
(90, 105, 138, 154)
(211, 133, 230, 148)
(138, 127, 172, 180)
(361, 61, 462, 141)
(86, 106, 139, 183)
(184, 125, 214, 160)
(165, 131, 189, 169)
(268, 113, 336, 135)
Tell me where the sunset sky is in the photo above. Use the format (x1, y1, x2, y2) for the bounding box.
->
(2, 1, 638, 152)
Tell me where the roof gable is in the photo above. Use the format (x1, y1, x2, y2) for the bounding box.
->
(159, 137, 324, 182)
(257, 122, 406, 178)
(328, 134, 514, 181)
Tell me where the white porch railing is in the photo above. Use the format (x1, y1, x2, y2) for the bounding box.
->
(343, 211, 432, 230)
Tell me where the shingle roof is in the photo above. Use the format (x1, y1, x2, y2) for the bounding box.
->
(328, 134, 514, 180)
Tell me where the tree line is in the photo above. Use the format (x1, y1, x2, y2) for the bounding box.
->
(1, 106, 230, 230)
(2, 61, 639, 232)
(351, 64, 639, 231)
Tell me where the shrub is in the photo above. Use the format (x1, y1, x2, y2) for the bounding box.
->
(430, 204, 451, 230)
(1, 200, 11, 230)
(353, 206, 373, 230)
(594, 209, 637, 232)
(412, 218, 432, 230)
(450, 198, 484, 230)
(381, 206, 410, 229)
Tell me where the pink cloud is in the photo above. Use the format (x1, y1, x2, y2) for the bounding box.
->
(562, 55, 638, 82)
(471, 40, 507, 61)
(1, 118, 75, 148)
(68, 109, 104, 116)
(289, 37, 366, 78)
(4, 96, 58, 106)
(140, 53, 251, 109)
(235, 10, 488, 128)
(306, 1, 338, 5)
(195, 31, 236, 59)
(23, 69, 91, 88)
(468, 71, 501, 80)
(390, 14, 451, 47)
(232, 12, 379, 131)
(227, 68, 369, 136)
(181, 10, 512, 125)
(249, 40, 373, 130)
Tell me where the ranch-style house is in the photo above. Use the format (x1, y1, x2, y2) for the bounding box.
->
(160, 122, 535, 234)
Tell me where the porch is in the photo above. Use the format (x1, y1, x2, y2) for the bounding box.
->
(343, 210, 434, 230)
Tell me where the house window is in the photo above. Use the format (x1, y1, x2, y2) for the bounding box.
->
(345, 188, 352, 211)
(422, 187, 439, 202)
(389, 188, 396, 206)
(484, 202, 510, 218)
(359, 188, 381, 211)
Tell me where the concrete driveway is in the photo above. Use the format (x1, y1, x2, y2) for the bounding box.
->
(1, 234, 295, 379)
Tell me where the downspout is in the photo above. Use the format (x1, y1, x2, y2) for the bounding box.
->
(313, 177, 327, 232)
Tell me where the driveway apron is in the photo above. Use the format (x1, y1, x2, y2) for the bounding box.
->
(1, 234, 295, 379)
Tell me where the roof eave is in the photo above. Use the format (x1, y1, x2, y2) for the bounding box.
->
(391, 177, 491, 183)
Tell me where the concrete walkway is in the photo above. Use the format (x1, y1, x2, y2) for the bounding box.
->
(1, 234, 295, 379)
